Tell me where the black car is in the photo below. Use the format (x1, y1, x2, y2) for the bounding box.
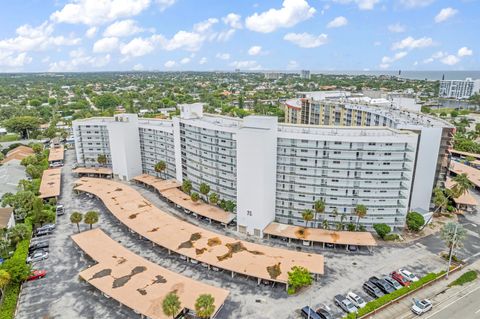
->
(35, 229, 53, 237)
(29, 241, 49, 253)
(300, 306, 322, 319)
(315, 308, 333, 319)
(369, 276, 396, 294)
(363, 281, 385, 299)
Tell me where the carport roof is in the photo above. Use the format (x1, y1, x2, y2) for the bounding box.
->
(71, 228, 229, 319)
(449, 161, 480, 188)
(48, 145, 64, 162)
(73, 167, 113, 175)
(74, 178, 324, 283)
(445, 177, 478, 206)
(263, 222, 377, 246)
(39, 168, 62, 199)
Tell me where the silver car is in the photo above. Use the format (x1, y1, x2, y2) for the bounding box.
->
(27, 250, 49, 263)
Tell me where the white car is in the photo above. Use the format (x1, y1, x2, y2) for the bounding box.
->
(27, 250, 49, 263)
(400, 268, 419, 282)
(347, 291, 367, 308)
(411, 298, 432, 315)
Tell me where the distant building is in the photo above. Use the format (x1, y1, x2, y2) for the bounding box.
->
(0, 208, 15, 230)
(300, 70, 311, 80)
(439, 78, 480, 99)
(264, 72, 282, 80)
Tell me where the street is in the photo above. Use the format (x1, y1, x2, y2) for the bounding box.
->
(425, 282, 480, 319)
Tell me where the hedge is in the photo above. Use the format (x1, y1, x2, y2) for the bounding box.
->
(344, 271, 445, 319)
(0, 284, 21, 319)
(448, 270, 477, 287)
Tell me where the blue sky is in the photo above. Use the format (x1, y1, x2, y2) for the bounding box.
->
(0, 0, 478, 72)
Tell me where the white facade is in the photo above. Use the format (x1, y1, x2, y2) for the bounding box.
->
(439, 78, 480, 99)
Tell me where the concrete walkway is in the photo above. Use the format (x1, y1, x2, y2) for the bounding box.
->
(370, 260, 480, 319)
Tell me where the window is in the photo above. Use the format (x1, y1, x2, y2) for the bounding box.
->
(366, 172, 373, 175)
(300, 168, 307, 171)
(333, 160, 340, 164)
(300, 159, 307, 162)
(368, 142, 376, 146)
(334, 141, 342, 145)
(382, 172, 389, 175)
(383, 162, 391, 165)
(367, 162, 373, 165)
(334, 151, 341, 154)
(368, 152, 375, 155)
(384, 152, 391, 156)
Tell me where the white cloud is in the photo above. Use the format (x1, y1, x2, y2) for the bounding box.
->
(399, 0, 434, 8)
(373, 41, 382, 46)
(199, 57, 207, 65)
(216, 53, 230, 60)
(132, 63, 144, 70)
(49, 49, 110, 71)
(120, 37, 155, 57)
(458, 47, 473, 57)
(156, 0, 176, 12)
(85, 27, 97, 38)
(230, 60, 262, 70)
(216, 29, 236, 42)
(284, 32, 328, 48)
(245, 0, 316, 33)
(50, 0, 151, 25)
(164, 60, 176, 68)
(222, 13, 242, 29)
(156, 31, 204, 51)
(440, 55, 460, 66)
(180, 57, 190, 64)
(0, 21, 81, 53)
(435, 7, 458, 23)
(103, 19, 144, 37)
(381, 51, 408, 64)
(379, 63, 390, 69)
(0, 52, 32, 68)
(93, 37, 119, 53)
(388, 23, 406, 33)
(327, 16, 348, 28)
(286, 60, 299, 70)
(248, 45, 263, 56)
(333, 0, 380, 10)
(193, 18, 218, 33)
(391, 36, 434, 50)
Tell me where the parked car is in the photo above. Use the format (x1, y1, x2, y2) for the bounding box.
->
(384, 276, 402, 290)
(347, 245, 358, 252)
(26, 250, 49, 263)
(315, 307, 333, 319)
(27, 270, 47, 281)
(29, 241, 49, 254)
(300, 306, 322, 319)
(49, 162, 63, 168)
(391, 271, 411, 286)
(369, 276, 396, 294)
(35, 228, 53, 237)
(363, 281, 384, 299)
(411, 298, 432, 315)
(56, 205, 64, 216)
(334, 295, 357, 313)
(347, 291, 367, 308)
(37, 224, 56, 232)
(400, 268, 419, 282)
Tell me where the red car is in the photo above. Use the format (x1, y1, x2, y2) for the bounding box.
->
(27, 270, 47, 281)
(390, 271, 410, 287)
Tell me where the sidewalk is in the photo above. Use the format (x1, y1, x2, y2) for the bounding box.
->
(367, 260, 480, 319)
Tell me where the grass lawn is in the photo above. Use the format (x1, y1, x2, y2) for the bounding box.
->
(448, 270, 478, 287)
(0, 134, 19, 142)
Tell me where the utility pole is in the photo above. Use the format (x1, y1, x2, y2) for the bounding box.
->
(446, 223, 458, 279)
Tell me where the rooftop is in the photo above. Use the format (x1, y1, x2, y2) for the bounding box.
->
(48, 145, 64, 162)
(39, 168, 62, 199)
(1, 145, 33, 164)
(0, 207, 14, 228)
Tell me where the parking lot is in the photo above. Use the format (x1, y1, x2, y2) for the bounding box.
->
(15, 149, 480, 319)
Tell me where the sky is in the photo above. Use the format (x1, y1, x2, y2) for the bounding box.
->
(0, 0, 478, 72)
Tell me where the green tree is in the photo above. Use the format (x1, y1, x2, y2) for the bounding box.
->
(451, 173, 474, 198)
(354, 204, 367, 230)
(321, 219, 329, 230)
(199, 183, 210, 202)
(70, 212, 83, 232)
(209, 193, 219, 205)
(93, 93, 121, 111)
(154, 160, 167, 179)
(97, 154, 107, 166)
(450, 110, 459, 118)
(440, 222, 467, 262)
(0, 238, 10, 256)
(313, 199, 325, 228)
(84, 211, 99, 229)
(162, 291, 181, 319)
(190, 192, 200, 203)
(406, 211, 425, 232)
(373, 223, 391, 239)
(182, 179, 192, 194)
(433, 187, 449, 213)
(7, 224, 30, 246)
(332, 208, 339, 224)
(3, 116, 40, 139)
(301, 209, 314, 228)
(195, 294, 216, 319)
(32, 198, 53, 226)
(0, 269, 11, 298)
(31, 143, 43, 154)
(287, 266, 313, 294)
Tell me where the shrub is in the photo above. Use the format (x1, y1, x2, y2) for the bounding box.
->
(287, 266, 312, 295)
(373, 223, 391, 239)
(1, 239, 31, 283)
(406, 211, 425, 232)
(449, 270, 477, 287)
(0, 284, 21, 319)
(347, 223, 356, 231)
(384, 233, 399, 241)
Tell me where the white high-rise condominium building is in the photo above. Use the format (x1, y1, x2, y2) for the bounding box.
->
(73, 98, 453, 236)
(300, 70, 311, 80)
(439, 78, 480, 99)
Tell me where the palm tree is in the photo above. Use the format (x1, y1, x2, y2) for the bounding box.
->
(440, 222, 467, 264)
(70, 212, 83, 232)
(84, 211, 99, 229)
(199, 183, 210, 202)
(0, 269, 11, 301)
(195, 294, 216, 319)
(451, 173, 474, 198)
(190, 192, 200, 203)
(154, 160, 167, 179)
(321, 219, 329, 230)
(162, 291, 181, 319)
(7, 224, 30, 246)
(301, 209, 314, 228)
(354, 204, 367, 230)
(433, 187, 449, 214)
(97, 154, 107, 166)
(339, 213, 347, 230)
(332, 208, 339, 224)
(209, 193, 219, 205)
(313, 199, 325, 228)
